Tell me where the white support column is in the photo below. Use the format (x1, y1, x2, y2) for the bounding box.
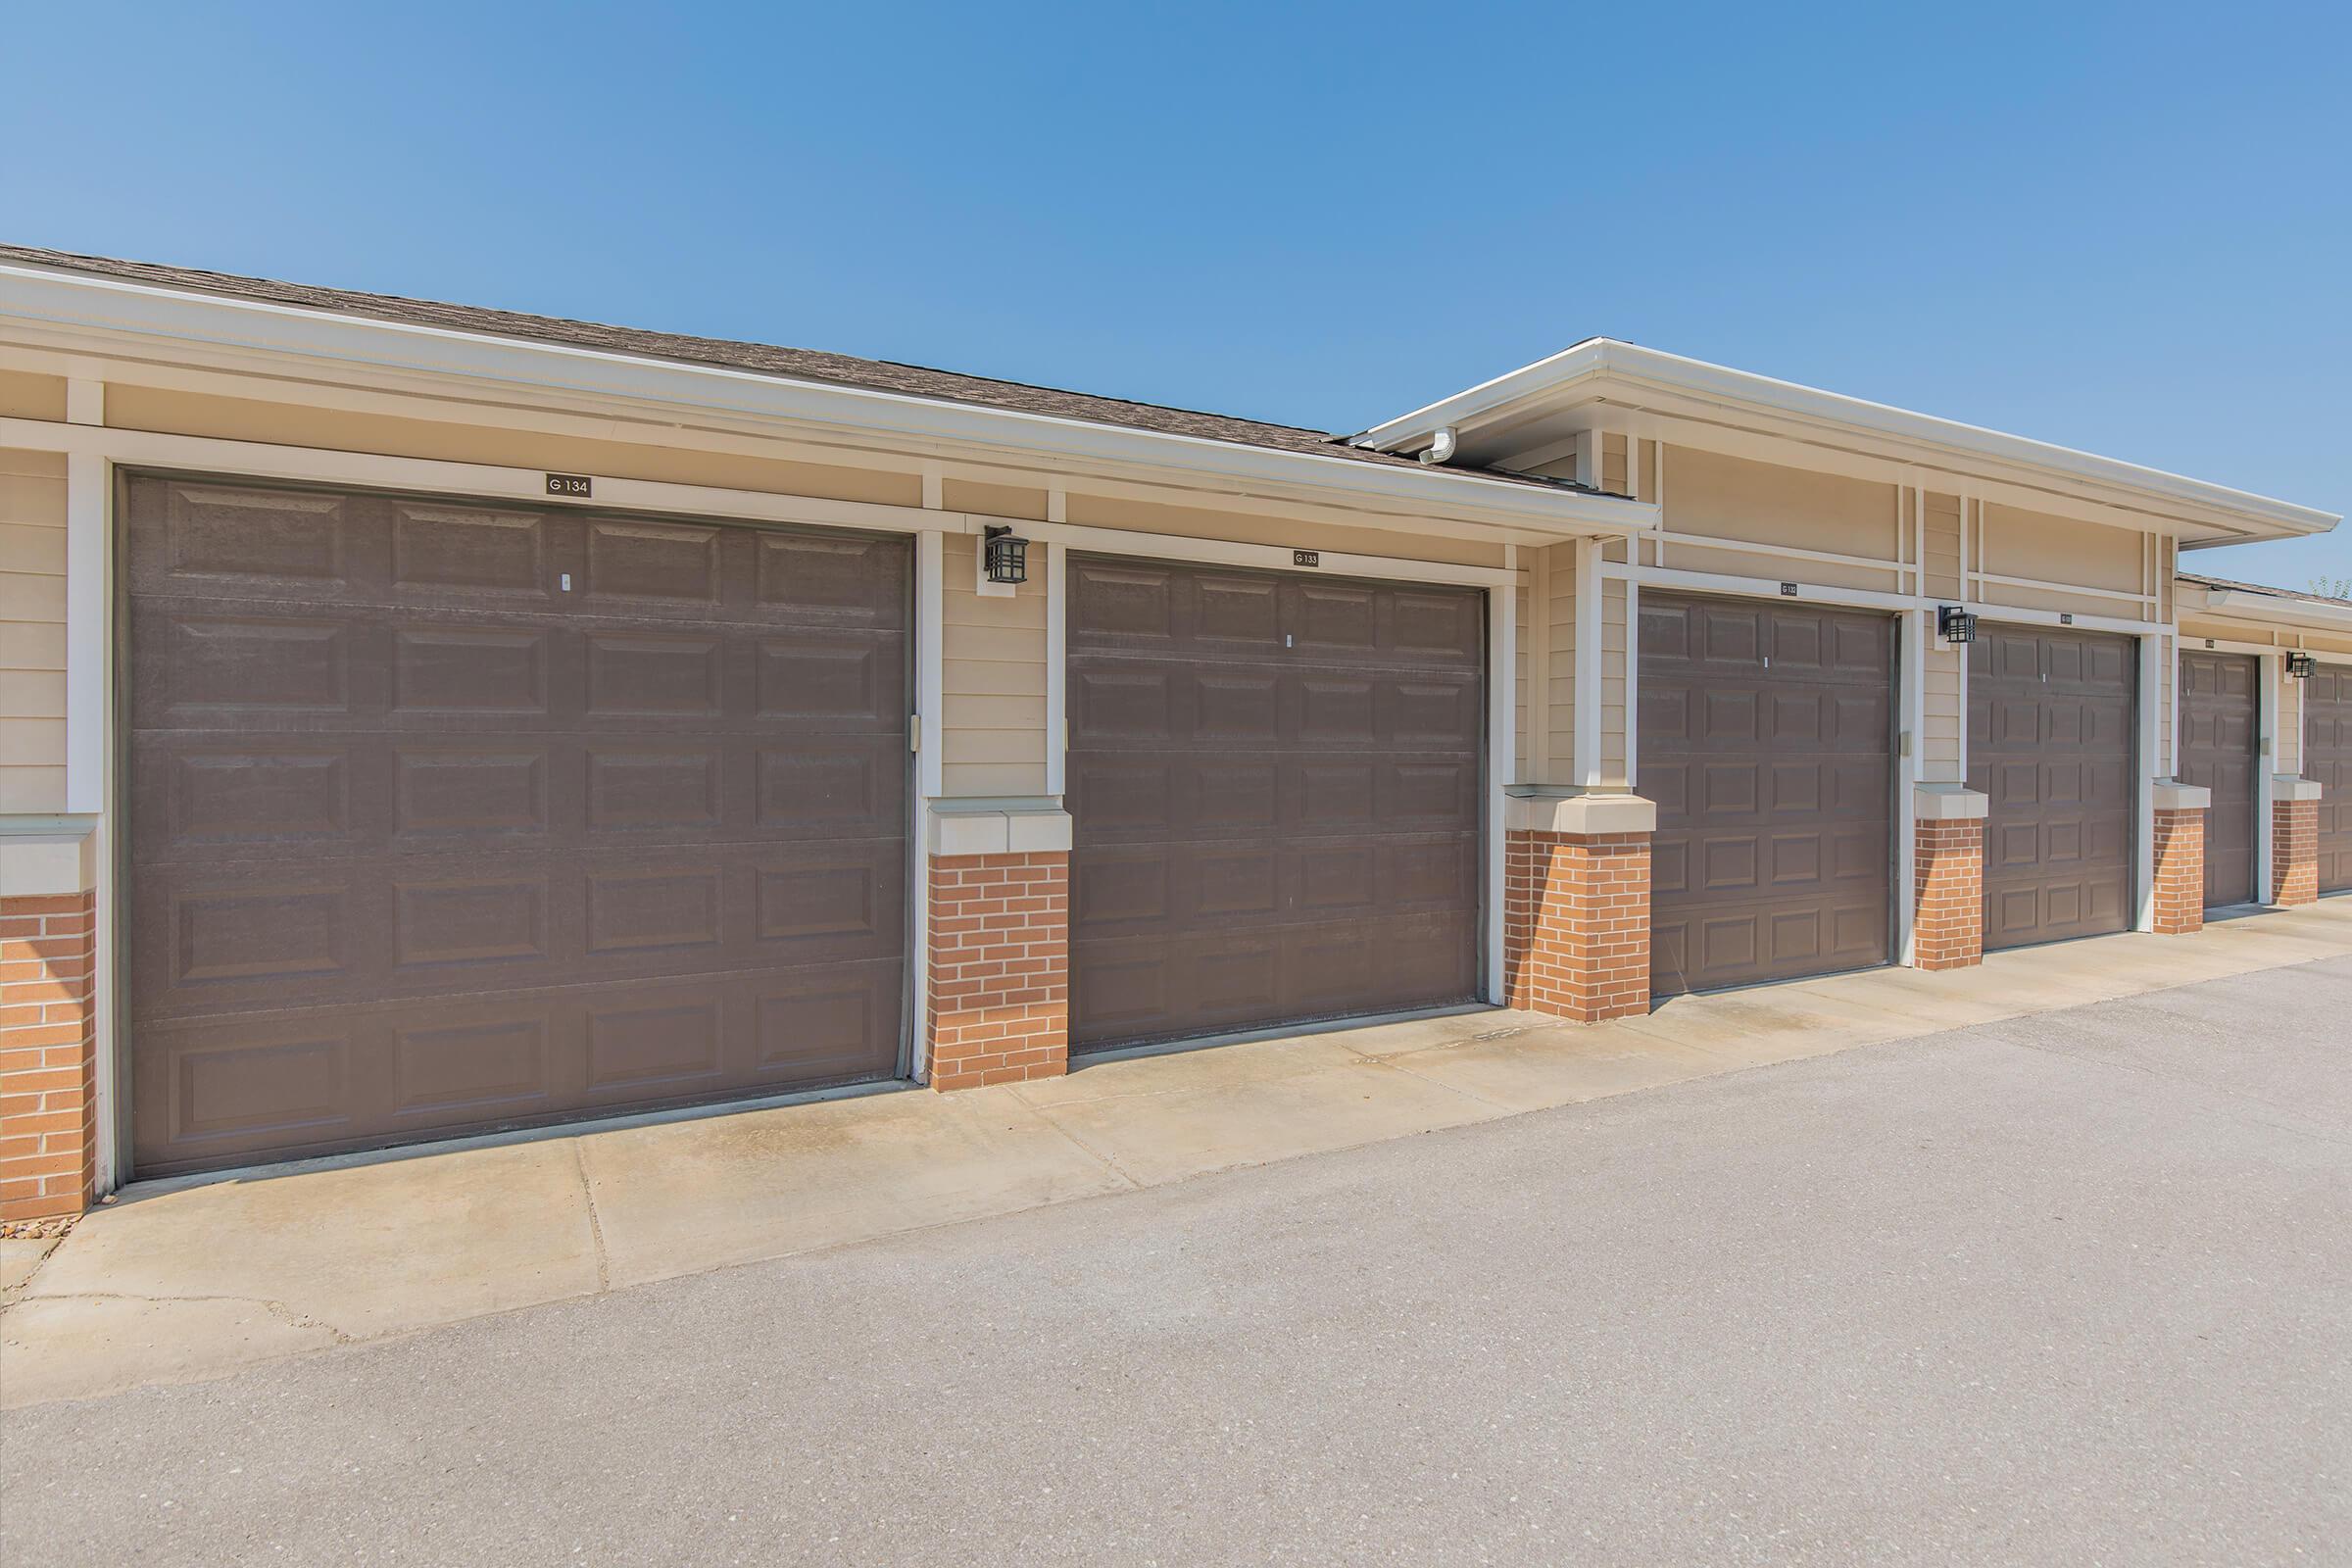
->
(909, 529, 946, 1080)
(2256, 651, 2280, 905)
(1623, 578, 1641, 790)
(63, 379, 116, 1190)
(1485, 581, 1515, 1004)
(64, 421, 107, 814)
(1526, 547, 1550, 783)
(2134, 632, 2161, 931)
(2167, 632, 2180, 777)
(1044, 490, 1068, 800)
(1575, 537, 1604, 788)
(1652, 443, 1667, 568)
(1897, 607, 1926, 964)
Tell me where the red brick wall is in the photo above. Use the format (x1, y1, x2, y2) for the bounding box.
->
(1502, 829, 1650, 1022)
(0, 891, 96, 1223)
(927, 852, 1069, 1091)
(1912, 817, 1984, 970)
(2151, 808, 2205, 936)
(2273, 798, 2318, 907)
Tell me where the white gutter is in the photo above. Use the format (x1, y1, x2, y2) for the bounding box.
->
(1353, 338, 2338, 541)
(0, 262, 1655, 539)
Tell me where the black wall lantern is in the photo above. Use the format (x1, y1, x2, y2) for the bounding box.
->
(2286, 650, 2317, 679)
(983, 525, 1029, 586)
(1936, 605, 1977, 645)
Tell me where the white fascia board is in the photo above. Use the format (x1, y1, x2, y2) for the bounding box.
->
(0, 263, 1653, 540)
(2185, 585, 2352, 632)
(1353, 338, 2338, 544)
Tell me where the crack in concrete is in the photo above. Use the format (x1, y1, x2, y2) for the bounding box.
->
(1004, 1095, 1145, 1190)
(572, 1141, 612, 1294)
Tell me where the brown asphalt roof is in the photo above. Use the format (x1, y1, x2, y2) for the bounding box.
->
(0, 243, 1588, 495)
(2178, 572, 2352, 611)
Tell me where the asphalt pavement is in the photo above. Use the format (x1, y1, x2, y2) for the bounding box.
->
(6, 956, 2348, 1565)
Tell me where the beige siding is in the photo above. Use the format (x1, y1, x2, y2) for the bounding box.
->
(941, 533, 1049, 798)
(941, 478, 1048, 522)
(0, 449, 68, 812)
(1659, 444, 1904, 591)
(2159, 540, 2178, 772)
(1977, 500, 2150, 619)
(1545, 541, 1577, 783)
(102, 385, 923, 508)
(1062, 492, 1504, 569)
(0, 371, 69, 422)
(1512, 580, 1530, 782)
(1601, 432, 1629, 496)
(1923, 490, 1963, 602)
(1916, 489, 1967, 781)
(1921, 646, 1965, 783)
(1600, 575, 1630, 786)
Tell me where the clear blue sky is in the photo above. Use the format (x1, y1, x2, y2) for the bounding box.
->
(7, 1, 2345, 585)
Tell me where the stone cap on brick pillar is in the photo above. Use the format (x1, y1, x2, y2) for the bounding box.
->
(2152, 782, 2212, 811)
(0, 819, 100, 898)
(1913, 783, 1988, 820)
(2273, 776, 2324, 803)
(927, 797, 1074, 857)
(1502, 787, 1658, 836)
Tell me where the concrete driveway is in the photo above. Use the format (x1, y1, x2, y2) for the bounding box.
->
(5, 949, 2349, 1564)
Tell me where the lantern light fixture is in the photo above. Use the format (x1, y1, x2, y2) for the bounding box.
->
(2285, 650, 2317, 679)
(983, 525, 1029, 586)
(1936, 605, 1977, 646)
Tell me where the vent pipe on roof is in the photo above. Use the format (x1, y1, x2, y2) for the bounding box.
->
(1416, 426, 1458, 466)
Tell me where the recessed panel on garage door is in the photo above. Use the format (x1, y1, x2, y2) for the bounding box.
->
(2178, 650, 2258, 908)
(2307, 663, 2352, 895)
(1640, 593, 1893, 997)
(124, 475, 911, 1175)
(1967, 625, 2135, 950)
(1065, 559, 1483, 1052)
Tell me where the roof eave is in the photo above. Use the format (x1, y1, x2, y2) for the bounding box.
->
(2183, 584, 2352, 632)
(0, 261, 1657, 541)
(1356, 339, 2337, 545)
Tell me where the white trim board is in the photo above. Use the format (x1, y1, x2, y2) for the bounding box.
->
(1026, 518, 1522, 588)
(0, 262, 1659, 539)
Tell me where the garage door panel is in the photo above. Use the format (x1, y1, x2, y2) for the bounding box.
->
(135, 837, 908, 1022)
(2179, 650, 2258, 907)
(1070, 909, 1479, 1051)
(1651, 888, 1887, 996)
(1073, 833, 1475, 938)
(1969, 626, 2135, 949)
(125, 475, 910, 1175)
(1067, 560, 1481, 1052)
(1642, 593, 1893, 997)
(131, 959, 905, 1172)
(2311, 665, 2352, 894)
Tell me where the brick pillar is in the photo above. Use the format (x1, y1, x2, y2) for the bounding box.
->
(2151, 807, 2206, 936)
(2273, 787, 2320, 907)
(1912, 817, 1984, 969)
(0, 891, 97, 1223)
(926, 852, 1069, 1090)
(1502, 808, 1652, 1023)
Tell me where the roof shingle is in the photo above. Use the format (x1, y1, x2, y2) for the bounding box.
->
(0, 243, 1587, 495)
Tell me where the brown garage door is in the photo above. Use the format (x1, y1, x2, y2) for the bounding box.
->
(1065, 558, 1483, 1052)
(124, 474, 910, 1176)
(1640, 593, 1893, 998)
(2308, 662, 2352, 895)
(2179, 650, 2258, 908)
(1968, 625, 2136, 950)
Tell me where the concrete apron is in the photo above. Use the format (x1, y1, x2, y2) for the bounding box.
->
(7, 899, 2350, 1409)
